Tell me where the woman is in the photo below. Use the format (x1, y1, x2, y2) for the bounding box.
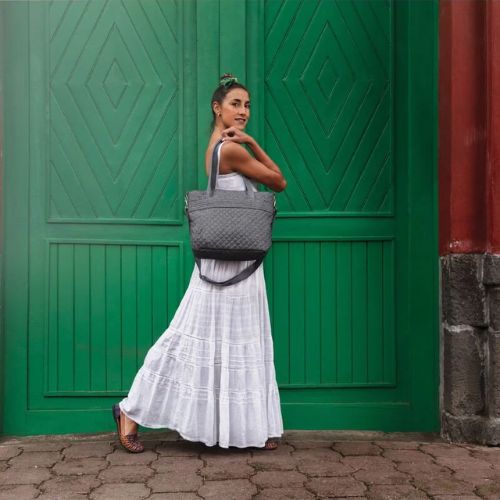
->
(112, 73, 287, 453)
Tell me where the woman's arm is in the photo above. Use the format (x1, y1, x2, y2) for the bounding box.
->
(220, 128, 287, 192)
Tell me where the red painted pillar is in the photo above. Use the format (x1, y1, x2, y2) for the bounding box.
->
(487, 0, 500, 252)
(439, 0, 500, 254)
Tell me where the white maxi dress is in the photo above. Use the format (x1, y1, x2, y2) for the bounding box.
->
(119, 171, 284, 448)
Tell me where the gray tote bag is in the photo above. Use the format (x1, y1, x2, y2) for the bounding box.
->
(184, 138, 277, 286)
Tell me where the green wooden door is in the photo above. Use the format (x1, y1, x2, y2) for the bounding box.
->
(2, 0, 438, 435)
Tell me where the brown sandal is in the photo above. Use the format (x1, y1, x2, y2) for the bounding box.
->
(264, 437, 280, 450)
(112, 404, 145, 453)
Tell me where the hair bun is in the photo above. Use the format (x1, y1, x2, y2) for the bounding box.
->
(219, 73, 239, 88)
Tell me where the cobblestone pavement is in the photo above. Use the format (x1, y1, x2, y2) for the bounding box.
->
(0, 430, 499, 499)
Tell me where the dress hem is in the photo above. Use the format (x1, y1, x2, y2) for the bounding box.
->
(118, 402, 283, 449)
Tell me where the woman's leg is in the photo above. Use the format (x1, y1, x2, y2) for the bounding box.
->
(121, 411, 138, 436)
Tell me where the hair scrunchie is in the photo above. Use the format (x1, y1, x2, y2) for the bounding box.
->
(220, 74, 239, 88)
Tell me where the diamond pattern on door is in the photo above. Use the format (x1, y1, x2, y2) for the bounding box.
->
(48, 0, 179, 222)
(265, 0, 392, 214)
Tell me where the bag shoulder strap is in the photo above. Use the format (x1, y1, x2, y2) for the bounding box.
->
(207, 139, 255, 195)
(195, 256, 264, 286)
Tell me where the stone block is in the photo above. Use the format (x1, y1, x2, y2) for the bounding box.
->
(484, 254, 500, 285)
(488, 332, 500, 417)
(443, 326, 485, 415)
(489, 288, 500, 331)
(441, 255, 487, 326)
(441, 412, 500, 445)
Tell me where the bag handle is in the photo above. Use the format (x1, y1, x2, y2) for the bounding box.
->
(195, 256, 264, 286)
(207, 139, 255, 197)
(199, 138, 263, 286)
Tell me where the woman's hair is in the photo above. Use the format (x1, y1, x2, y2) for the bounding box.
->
(209, 73, 250, 133)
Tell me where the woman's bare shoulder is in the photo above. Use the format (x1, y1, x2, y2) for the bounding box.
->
(205, 141, 246, 176)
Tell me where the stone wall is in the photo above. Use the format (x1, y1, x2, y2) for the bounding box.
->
(441, 254, 500, 445)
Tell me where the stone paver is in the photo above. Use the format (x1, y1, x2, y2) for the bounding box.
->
(308, 475, 368, 497)
(98, 465, 155, 483)
(253, 487, 316, 499)
(293, 447, 342, 462)
(8, 450, 61, 467)
(39, 474, 100, 496)
(298, 459, 355, 477)
(476, 480, 500, 500)
(148, 472, 203, 493)
(333, 441, 383, 456)
(197, 478, 257, 500)
(0, 466, 52, 485)
(152, 456, 204, 474)
(0, 484, 39, 500)
(21, 442, 69, 452)
(373, 439, 421, 450)
(433, 496, 481, 500)
(0, 446, 22, 460)
(201, 460, 254, 480)
(252, 470, 307, 488)
(106, 449, 158, 466)
(420, 443, 472, 458)
(366, 484, 429, 499)
(413, 474, 476, 496)
(286, 439, 334, 449)
(149, 494, 201, 500)
(90, 483, 150, 500)
(343, 454, 398, 470)
(156, 440, 206, 457)
(53, 457, 108, 475)
(247, 453, 297, 471)
(353, 468, 411, 485)
(63, 442, 113, 459)
(383, 448, 435, 463)
(1, 430, 499, 500)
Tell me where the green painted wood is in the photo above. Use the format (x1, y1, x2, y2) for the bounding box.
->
(1, 0, 438, 435)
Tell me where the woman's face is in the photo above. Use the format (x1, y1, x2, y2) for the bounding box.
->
(215, 88, 250, 130)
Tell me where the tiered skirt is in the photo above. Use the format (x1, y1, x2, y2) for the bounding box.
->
(119, 258, 284, 448)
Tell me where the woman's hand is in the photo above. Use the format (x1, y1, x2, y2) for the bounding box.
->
(220, 127, 253, 145)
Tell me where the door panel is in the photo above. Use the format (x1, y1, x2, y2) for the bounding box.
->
(2, 0, 438, 435)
